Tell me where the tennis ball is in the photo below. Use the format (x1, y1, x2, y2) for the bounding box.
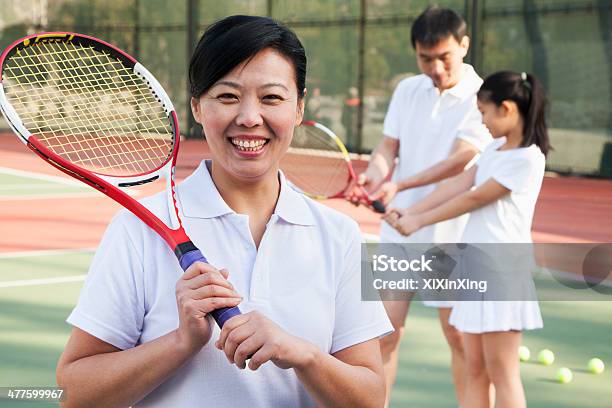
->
(588, 358, 605, 374)
(556, 367, 573, 384)
(538, 349, 555, 365)
(518, 346, 530, 362)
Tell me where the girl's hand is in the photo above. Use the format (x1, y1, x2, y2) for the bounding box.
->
(174, 263, 243, 353)
(382, 207, 406, 222)
(215, 311, 316, 371)
(383, 208, 422, 236)
(395, 213, 422, 236)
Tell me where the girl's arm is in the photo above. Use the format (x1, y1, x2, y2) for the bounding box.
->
(402, 165, 478, 216)
(371, 139, 478, 205)
(397, 139, 478, 191)
(388, 177, 510, 236)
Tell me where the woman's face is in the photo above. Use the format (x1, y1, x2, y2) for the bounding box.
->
(191, 48, 304, 182)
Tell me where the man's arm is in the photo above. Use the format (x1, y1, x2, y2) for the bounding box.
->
(361, 136, 399, 189)
(371, 138, 479, 205)
(396, 138, 479, 191)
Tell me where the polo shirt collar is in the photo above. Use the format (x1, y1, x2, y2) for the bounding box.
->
(447, 64, 479, 98)
(425, 63, 479, 99)
(178, 160, 316, 226)
(274, 170, 317, 225)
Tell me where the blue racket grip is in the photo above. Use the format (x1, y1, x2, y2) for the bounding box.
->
(177, 246, 242, 328)
(371, 199, 386, 213)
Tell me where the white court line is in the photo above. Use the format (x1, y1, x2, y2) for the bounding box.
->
(0, 192, 105, 201)
(0, 275, 86, 288)
(0, 247, 95, 259)
(0, 236, 382, 289)
(0, 166, 141, 200)
(1, 190, 141, 201)
(0, 167, 148, 197)
(0, 248, 92, 288)
(0, 166, 84, 186)
(0, 184, 83, 190)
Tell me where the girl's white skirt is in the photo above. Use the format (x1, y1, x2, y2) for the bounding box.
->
(449, 300, 543, 333)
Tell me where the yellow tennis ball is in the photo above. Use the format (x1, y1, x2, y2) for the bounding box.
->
(556, 367, 573, 384)
(518, 346, 530, 362)
(538, 349, 555, 365)
(588, 358, 605, 374)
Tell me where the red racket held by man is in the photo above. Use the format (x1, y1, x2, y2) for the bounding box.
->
(0, 32, 241, 327)
(281, 120, 386, 213)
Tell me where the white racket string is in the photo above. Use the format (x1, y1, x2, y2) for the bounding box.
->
(3, 40, 174, 176)
(282, 125, 350, 197)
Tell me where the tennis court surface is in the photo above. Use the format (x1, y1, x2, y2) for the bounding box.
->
(1, 134, 611, 407)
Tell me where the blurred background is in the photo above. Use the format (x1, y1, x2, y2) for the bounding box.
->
(1, 0, 611, 177)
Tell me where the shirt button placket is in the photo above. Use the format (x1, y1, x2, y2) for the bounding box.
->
(250, 215, 276, 302)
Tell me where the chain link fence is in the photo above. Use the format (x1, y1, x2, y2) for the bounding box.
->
(1, 0, 610, 176)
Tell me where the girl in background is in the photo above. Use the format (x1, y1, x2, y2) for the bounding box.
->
(384, 71, 550, 407)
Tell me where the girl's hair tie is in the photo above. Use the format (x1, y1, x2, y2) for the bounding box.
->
(521, 72, 532, 91)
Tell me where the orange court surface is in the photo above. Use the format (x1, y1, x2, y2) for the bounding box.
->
(2, 134, 612, 257)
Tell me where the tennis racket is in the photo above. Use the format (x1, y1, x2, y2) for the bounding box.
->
(281, 120, 385, 213)
(0, 32, 241, 327)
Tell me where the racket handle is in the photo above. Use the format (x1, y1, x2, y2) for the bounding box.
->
(371, 199, 386, 214)
(177, 246, 243, 328)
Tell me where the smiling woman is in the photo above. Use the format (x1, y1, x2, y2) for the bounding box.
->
(191, 47, 303, 182)
(56, 15, 392, 408)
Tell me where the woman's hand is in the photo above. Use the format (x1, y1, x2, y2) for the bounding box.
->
(215, 311, 316, 371)
(175, 263, 243, 353)
(370, 181, 398, 206)
(383, 208, 422, 236)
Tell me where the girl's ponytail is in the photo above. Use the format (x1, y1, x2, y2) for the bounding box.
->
(523, 73, 550, 156)
(478, 71, 551, 156)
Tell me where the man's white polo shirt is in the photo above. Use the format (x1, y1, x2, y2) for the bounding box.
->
(382, 64, 492, 243)
(67, 160, 392, 407)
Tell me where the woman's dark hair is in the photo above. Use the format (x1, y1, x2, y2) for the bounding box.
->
(477, 71, 551, 156)
(189, 15, 306, 99)
(411, 6, 467, 49)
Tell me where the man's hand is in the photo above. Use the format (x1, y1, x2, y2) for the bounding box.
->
(345, 171, 383, 207)
(370, 181, 399, 206)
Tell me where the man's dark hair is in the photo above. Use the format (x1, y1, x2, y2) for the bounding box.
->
(411, 6, 467, 49)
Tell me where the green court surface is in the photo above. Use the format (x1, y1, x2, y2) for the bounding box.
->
(392, 301, 612, 407)
(0, 252, 611, 407)
(0, 172, 89, 197)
